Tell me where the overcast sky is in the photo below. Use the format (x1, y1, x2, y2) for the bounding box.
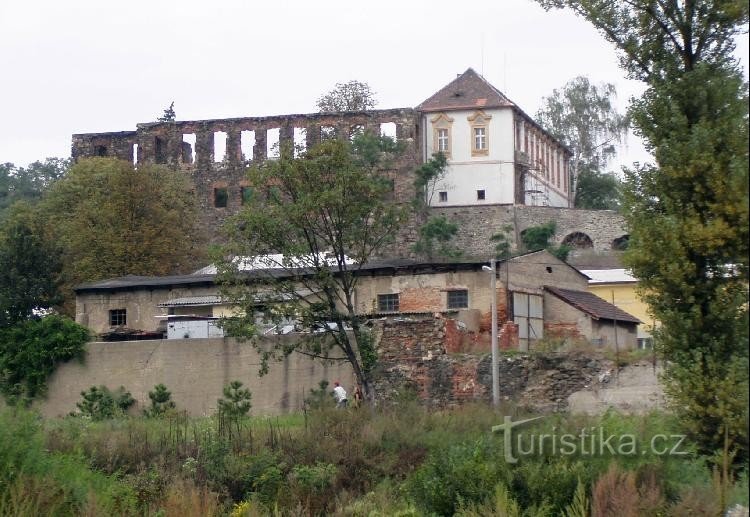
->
(1, 0, 747, 171)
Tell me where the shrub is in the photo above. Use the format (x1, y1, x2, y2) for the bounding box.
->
(0, 315, 89, 404)
(289, 462, 338, 513)
(0, 409, 137, 514)
(407, 438, 508, 515)
(303, 380, 334, 410)
(511, 459, 591, 512)
(76, 385, 134, 420)
(218, 381, 252, 419)
(143, 383, 176, 418)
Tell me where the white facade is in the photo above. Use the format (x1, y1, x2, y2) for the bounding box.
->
(423, 108, 517, 206)
(418, 69, 572, 208)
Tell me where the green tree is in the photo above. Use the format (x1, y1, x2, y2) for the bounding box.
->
(573, 167, 621, 210)
(0, 158, 70, 219)
(42, 157, 204, 314)
(490, 225, 514, 260)
(535, 76, 628, 209)
(0, 201, 89, 406)
(144, 383, 176, 417)
(0, 315, 89, 404)
(76, 385, 135, 420)
(520, 221, 571, 261)
(536, 0, 749, 471)
(0, 203, 61, 326)
(316, 80, 377, 112)
(157, 101, 176, 122)
(218, 136, 405, 402)
(412, 152, 461, 260)
(413, 216, 461, 261)
(217, 380, 252, 419)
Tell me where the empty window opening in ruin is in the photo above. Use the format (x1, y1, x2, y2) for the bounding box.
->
(293, 127, 306, 157)
(377, 293, 399, 312)
(349, 124, 364, 141)
(562, 232, 594, 249)
(320, 125, 337, 141)
(155, 137, 167, 164)
(132, 144, 138, 165)
(380, 122, 397, 141)
(477, 189, 486, 201)
(109, 308, 126, 327)
(438, 191, 448, 203)
(612, 235, 629, 250)
(267, 128, 280, 159)
(182, 134, 196, 164)
(240, 130, 255, 162)
(214, 187, 228, 208)
(96, 145, 108, 157)
(213, 131, 227, 163)
(447, 289, 469, 309)
(241, 186, 253, 205)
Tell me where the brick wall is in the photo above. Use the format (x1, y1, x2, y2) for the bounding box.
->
(373, 317, 610, 411)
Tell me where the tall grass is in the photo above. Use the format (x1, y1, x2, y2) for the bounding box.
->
(0, 409, 138, 515)
(3, 402, 747, 515)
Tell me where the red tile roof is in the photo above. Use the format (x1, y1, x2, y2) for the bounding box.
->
(416, 68, 515, 112)
(544, 286, 641, 324)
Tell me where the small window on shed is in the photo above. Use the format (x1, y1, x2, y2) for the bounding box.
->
(377, 293, 399, 312)
(477, 189, 486, 201)
(214, 187, 228, 208)
(447, 289, 468, 309)
(438, 191, 448, 203)
(109, 309, 126, 326)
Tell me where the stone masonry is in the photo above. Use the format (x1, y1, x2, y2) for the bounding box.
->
(72, 110, 627, 254)
(372, 317, 610, 411)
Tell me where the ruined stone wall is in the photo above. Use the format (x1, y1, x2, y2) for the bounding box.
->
(429, 204, 628, 259)
(73, 109, 421, 244)
(373, 317, 610, 411)
(73, 111, 627, 256)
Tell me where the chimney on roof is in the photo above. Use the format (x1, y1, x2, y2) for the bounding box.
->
(453, 72, 462, 98)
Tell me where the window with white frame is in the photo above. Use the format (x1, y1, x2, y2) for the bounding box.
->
(431, 113, 453, 158)
(468, 110, 491, 156)
(474, 127, 486, 151)
(437, 128, 450, 153)
(438, 191, 448, 202)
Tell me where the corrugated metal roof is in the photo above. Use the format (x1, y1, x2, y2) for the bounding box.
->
(580, 269, 636, 284)
(544, 286, 641, 324)
(158, 295, 223, 308)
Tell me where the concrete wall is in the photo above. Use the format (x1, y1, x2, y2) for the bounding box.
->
(38, 337, 354, 418)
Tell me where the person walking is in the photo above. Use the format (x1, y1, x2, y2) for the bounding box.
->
(332, 381, 348, 409)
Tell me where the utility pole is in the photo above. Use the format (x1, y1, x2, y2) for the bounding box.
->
(484, 259, 500, 407)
